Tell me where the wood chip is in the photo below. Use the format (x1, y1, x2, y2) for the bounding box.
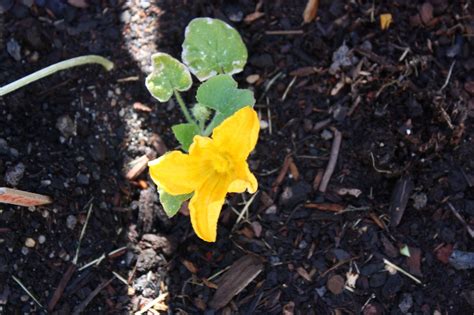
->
(48, 264, 76, 311)
(303, 0, 319, 23)
(435, 244, 453, 264)
(420, 2, 433, 25)
(0, 187, 52, 207)
(244, 11, 264, 24)
(133, 102, 152, 112)
(182, 260, 199, 274)
(209, 255, 264, 310)
(388, 176, 414, 227)
(406, 247, 422, 277)
(288, 158, 300, 180)
(305, 203, 345, 212)
(290, 66, 324, 77)
(296, 267, 312, 282)
(126, 155, 150, 180)
(327, 275, 345, 295)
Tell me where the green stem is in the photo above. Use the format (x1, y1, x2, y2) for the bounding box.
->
(203, 113, 221, 136)
(174, 90, 198, 127)
(0, 55, 114, 96)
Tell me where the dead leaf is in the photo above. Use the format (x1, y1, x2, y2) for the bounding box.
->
(380, 13, 393, 30)
(303, 0, 319, 23)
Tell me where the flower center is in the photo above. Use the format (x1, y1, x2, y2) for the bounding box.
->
(212, 152, 233, 174)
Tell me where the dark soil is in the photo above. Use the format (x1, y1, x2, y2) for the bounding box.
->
(1, 0, 473, 314)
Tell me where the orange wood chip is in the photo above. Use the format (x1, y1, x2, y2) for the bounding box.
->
(0, 187, 52, 207)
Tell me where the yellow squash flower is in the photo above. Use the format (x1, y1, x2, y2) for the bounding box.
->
(148, 106, 259, 242)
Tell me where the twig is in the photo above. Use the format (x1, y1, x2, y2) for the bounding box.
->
(447, 202, 474, 238)
(319, 128, 342, 193)
(78, 246, 128, 271)
(12, 275, 44, 309)
(370, 152, 392, 174)
(265, 30, 304, 35)
(281, 76, 297, 101)
(73, 201, 94, 265)
(48, 264, 77, 311)
(72, 278, 114, 315)
(440, 61, 456, 91)
(383, 258, 422, 284)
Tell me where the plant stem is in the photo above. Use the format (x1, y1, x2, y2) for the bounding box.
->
(174, 90, 198, 127)
(0, 55, 114, 96)
(204, 113, 221, 136)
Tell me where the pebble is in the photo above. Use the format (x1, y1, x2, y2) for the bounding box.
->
(321, 129, 333, 140)
(56, 115, 76, 138)
(4, 162, 25, 186)
(369, 272, 386, 287)
(0, 138, 9, 154)
(38, 235, 46, 244)
(398, 293, 413, 313)
(6, 38, 21, 61)
(66, 215, 77, 230)
(449, 250, 474, 270)
(21, 247, 29, 255)
(76, 173, 90, 186)
(25, 238, 36, 248)
(279, 181, 312, 209)
(246, 74, 260, 84)
(412, 192, 427, 210)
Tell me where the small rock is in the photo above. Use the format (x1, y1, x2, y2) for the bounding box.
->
(0, 138, 9, 154)
(321, 129, 333, 140)
(136, 248, 160, 272)
(24, 238, 35, 248)
(382, 274, 403, 298)
(449, 250, 474, 270)
(4, 162, 25, 186)
(249, 54, 274, 68)
(76, 173, 90, 186)
(399, 293, 413, 313)
(38, 235, 46, 244)
(140, 234, 176, 256)
(326, 275, 345, 295)
(224, 3, 244, 22)
(246, 74, 260, 84)
(265, 205, 277, 214)
(21, 247, 29, 255)
(279, 181, 312, 209)
(66, 215, 77, 230)
(89, 142, 107, 162)
(251, 221, 262, 238)
(412, 192, 427, 210)
(6, 38, 21, 61)
(329, 42, 358, 75)
(56, 115, 76, 138)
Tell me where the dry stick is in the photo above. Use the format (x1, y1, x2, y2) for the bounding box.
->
(319, 128, 342, 193)
(447, 202, 474, 238)
(73, 201, 94, 265)
(48, 264, 77, 312)
(11, 275, 44, 309)
(440, 61, 456, 91)
(72, 278, 114, 315)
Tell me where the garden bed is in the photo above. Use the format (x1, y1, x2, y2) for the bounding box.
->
(1, 0, 473, 313)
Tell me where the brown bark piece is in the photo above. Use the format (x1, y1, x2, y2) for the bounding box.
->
(209, 255, 264, 310)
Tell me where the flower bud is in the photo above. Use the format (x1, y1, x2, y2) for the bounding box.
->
(192, 103, 211, 122)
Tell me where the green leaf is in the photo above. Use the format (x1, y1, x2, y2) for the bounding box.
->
(172, 123, 200, 151)
(196, 74, 255, 125)
(158, 188, 193, 217)
(182, 18, 247, 81)
(146, 53, 192, 102)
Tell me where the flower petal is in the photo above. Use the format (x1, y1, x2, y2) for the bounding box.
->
(189, 173, 231, 242)
(228, 161, 258, 193)
(212, 106, 260, 161)
(148, 151, 208, 195)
